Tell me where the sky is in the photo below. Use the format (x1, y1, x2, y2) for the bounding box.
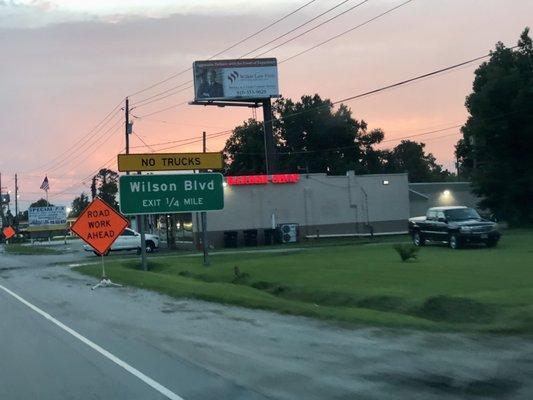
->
(0, 0, 531, 210)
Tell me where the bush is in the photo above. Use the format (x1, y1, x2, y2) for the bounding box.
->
(393, 244, 420, 261)
(232, 266, 250, 284)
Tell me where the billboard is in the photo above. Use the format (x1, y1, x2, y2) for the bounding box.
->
(193, 58, 279, 102)
(28, 206, 67, 232)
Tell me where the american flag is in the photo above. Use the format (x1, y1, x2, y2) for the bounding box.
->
(40, 176, 50, 191)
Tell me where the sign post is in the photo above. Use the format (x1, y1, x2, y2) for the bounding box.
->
(70, 197, 129, 290)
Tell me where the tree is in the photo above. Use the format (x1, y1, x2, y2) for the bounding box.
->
(92, 169, 119, 210)
(385, 140, 453, 182)
(223, 119, 267, 175)
(30, 198, 53, 208)
(224, 94, 385, 175)
(90, 176, 97, 200)
(69, 192, 90, 218)
(455, 28, 533, 224)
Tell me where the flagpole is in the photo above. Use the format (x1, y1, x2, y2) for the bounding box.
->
(45, 189, 49, 206)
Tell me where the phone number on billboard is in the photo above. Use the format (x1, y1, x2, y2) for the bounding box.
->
(236, 89, 268, 96)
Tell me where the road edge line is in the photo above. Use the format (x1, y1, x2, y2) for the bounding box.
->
(0, 283, 185, 400)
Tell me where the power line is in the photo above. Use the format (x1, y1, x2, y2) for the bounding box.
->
(381, 125, 461, 143)
(45, 116, 123, 175)
(126, 0, 318, 99)
(132, 131, 157, 152)
(131, 115, 226, 129)
(230, 124, 462, 156)
(131, 0, 414, 117)
(54, 121, 123, 177)
(129, 129, 233, 152)
(133, 50, 503, 152)
(254, 0, 369, 59)
(49, 148, 123, 200)
(23, 102, 123, 174)
(239, 0, 354, 59)
(130, 0, 371, 112)
(280, 0, 414, 64)
(136, 101, 190, 118)
(131, 85, 193, 110)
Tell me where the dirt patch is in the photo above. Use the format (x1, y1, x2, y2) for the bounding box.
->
(367, 372, 521, 398)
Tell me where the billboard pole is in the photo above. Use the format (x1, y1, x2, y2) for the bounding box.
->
(201, 131, 210, 266)
(262, 98, 278, 174)
(0, 172, 4, 227)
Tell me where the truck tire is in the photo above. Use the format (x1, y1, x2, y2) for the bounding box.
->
(449, 234, 462, 249)
(485, 238, 498, 248)
(412, 231, 425, 246)
(145, 241, 156, 253)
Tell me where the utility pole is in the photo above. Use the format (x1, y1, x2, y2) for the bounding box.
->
(0, 172, 4, 227)
(201, 131, 209, 266)
(125, 97, 131, 158)
(262, 98, 278, 174)
(124, 97, 147, 271)
(14, 173, 18, 223)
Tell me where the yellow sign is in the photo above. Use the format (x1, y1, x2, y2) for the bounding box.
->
(118, 152, 223, 172)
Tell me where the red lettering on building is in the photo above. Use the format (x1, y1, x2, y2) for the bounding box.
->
(226, 174, 299, 186)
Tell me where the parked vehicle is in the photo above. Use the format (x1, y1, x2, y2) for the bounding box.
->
(408, 206, 500, 249)
(83, 228, 160, 256)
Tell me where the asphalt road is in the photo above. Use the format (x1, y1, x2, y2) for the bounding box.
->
(1, 247, 533, 399)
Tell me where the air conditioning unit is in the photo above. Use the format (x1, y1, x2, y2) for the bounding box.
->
(278, 223, 298, 243)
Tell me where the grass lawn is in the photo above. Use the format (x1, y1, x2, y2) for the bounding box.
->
(74, 229, 533, 333)
(4, 243, 62, 255)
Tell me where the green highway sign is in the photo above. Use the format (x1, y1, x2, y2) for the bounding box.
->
(119, 173, 224, 215)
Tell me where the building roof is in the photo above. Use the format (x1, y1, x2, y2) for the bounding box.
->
(408, 189, 430, 200)
(428, 206, 468, 211)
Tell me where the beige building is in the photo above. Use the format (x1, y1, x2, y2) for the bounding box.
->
(408, 182, 479, 217)
(194, 172, 410, 247)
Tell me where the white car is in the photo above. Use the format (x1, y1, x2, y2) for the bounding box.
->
(83, 228, 160, 256)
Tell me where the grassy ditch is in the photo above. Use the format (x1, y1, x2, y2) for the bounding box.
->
(4, 243, 62, 255)
(74, 229, 533, 333)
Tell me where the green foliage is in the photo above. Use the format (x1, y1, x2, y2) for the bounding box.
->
(4, 244, 61, 255)
(223, 119, 267, 175)
(223, 94, 452, 180)
(30, 198, 53, 208)
(418, 296, 494, 323)
(68, 192, 90, 218)
(385, 140, 454, 182)
(92, 168, 119, 210)
(75, 230, 533, 333)
(231, 266, 250, 284)
(456, 28, 533, 225)
(274, 95, 377, 175)
(393, 243, 420, 261)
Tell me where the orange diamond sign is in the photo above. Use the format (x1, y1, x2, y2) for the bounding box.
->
(71, 197, 129, 255)
(3, 226, 16, 240)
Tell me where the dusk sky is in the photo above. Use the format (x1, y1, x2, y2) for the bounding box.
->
(0, 0, 531, 210)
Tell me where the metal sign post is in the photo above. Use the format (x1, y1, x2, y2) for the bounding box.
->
(201, 131, 210, 266)
(70, 197, 129, 290)
(92, 255, 122, 290)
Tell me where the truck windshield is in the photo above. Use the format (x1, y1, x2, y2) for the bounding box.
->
(445, 208, 481, 221)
